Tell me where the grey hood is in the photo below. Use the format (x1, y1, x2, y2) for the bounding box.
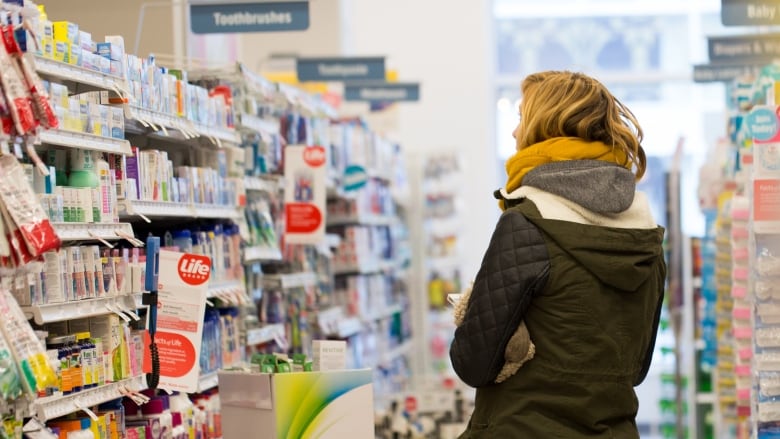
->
(495, 160, 637, 215)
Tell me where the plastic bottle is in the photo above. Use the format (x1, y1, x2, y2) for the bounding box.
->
(191, 229, 204, 256)
(75, 333, 95, 389)
(173, 230, 192, 253)
(67, 335, 82, 393)
(69, 150, 99, 188)
(48, 336, 72, 395)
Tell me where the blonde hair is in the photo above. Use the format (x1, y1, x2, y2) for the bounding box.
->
(516, 71, 646, 180)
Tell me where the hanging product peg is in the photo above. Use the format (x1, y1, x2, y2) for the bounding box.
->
(143, 236, 161, 390)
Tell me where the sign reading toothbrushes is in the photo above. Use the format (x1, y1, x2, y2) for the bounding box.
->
(143, 250, 209, 393)
(190, 1, 310, 34)
(284, 145, 327, 244)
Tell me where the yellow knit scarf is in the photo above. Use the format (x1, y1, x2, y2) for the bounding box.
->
(501, 137, 630, 210)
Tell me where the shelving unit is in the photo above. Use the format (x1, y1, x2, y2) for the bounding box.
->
(244, 175, 283, 193)
(22, 294, 143, 325)
(119, 200, 241, 220)
(125, 106, 241, 145)
(243, 246, 283, 264)
(38, 129, 132, 155)
(52, 222, 136, 242)
(33, 56, 127, 95)
(31, 375, 147, 422)
(246, 323, 285, 346)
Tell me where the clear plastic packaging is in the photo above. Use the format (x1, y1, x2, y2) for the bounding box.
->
(0, 329, 21, 402)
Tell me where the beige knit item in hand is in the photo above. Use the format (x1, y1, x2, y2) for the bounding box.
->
(453, 282, 535, 384)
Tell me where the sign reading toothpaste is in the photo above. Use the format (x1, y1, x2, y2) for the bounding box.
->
(296, 57, 385, 82)
(146, 250, 210, 393)
(190, 1, 309, 34)
(284, 145, 326, 244)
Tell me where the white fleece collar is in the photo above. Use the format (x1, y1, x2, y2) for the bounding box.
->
(500, 186, 657, 230)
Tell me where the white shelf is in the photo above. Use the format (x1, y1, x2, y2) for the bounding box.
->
(192, 204, 242, 219)
(427, 256, 461, 272)
(197, 371, 220, 393)
(335, 317, 363, 338)
(327, 214, 397, 227)
(245, 175, 283, 193)
(246, 323, 285, 346)
(207, 280, 247, 301)
(363, 303, 404, 322)
(243, 246, 283, 264)
(120, 200, 192, 219)
(39, 129, 132, 155)
(262, 272, 318, 290)
(34, 56, 127, 95)
(696, 393, 716, 404)
(120, 200, 240, 220)
(126, 106, 241, 145)
(238, 114, 280, 137)
(53, 222, 135, 242)
(31, 375, 146, 422)
(23, 294, 143, 325)
(368, 340, 414, 369)
(333, 259, 396, 275)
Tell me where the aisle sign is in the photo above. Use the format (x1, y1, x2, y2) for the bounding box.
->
(190, 1, 309, 34)
(284, 145, 327, 244)
(693, 63, 763, 83)
(144, 250, 209, 393)
(296, 57, 385, 82)
(344, 83, 421, 102)
(722, 0, 780, 26)
(708, 33, 780, 63)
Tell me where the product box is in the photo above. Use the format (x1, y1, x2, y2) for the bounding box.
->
(312, 340, 347, 371)
(69, 44, 82, 67)
(53, 41, 70, 64)
(52, 21, 78, 44)
(90, 314, 126, 382)
(218, 369, 374, 439)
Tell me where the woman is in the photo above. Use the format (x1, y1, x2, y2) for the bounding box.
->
(450, 70, 666, 438)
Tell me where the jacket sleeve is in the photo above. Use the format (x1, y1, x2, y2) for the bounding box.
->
(450, 208, 550, 388)
(634, 255, 667, 386)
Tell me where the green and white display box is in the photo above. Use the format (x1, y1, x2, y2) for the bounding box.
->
(218, 369, 374, 439)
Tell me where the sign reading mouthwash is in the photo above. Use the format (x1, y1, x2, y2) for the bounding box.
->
(190, 1, 309, 34)
(344, 83, 421, 102)
(296, 57, 385, 82)
(722, 0, 780, 26)
(343, 165, 368, 192)
(708, 33, 780, 62)
(693, 64, 764, 83)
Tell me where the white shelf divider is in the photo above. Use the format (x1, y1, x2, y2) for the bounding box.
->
(192, 204, 242, 219)
(197, 371, 220, 393)
(326, 214, 397, 227)
(126, 106, 240, 145)
(243, 246, 283, 264)
(238, 114, 280, 137)
(246, 323, 285, 346)
(53, 222, 135, 242)
(262, 272, 318, 290)
(39, 130, 132, 156)
(31, 375, 147, 422)
(244, 175, 283, 193)
(23, 294, 143, 325)
(34, 56, 128, 95)
(207, 280, 248, 304)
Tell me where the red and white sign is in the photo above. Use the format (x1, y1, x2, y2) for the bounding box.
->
(148, 250, 210, 392)
(285, 145, 327, 244)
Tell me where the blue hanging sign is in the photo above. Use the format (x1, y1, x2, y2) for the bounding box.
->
(343, 165, 369, 192)
(190, 1, 309, 34)
(722, 0, 780, 26)
(296, 57, 385, 82)
(344, 83, 421, 102)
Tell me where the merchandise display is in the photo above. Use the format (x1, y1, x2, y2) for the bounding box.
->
(0, 2, 416, 438)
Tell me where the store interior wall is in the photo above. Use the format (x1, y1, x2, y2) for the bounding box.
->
(44, 0, 173, 60)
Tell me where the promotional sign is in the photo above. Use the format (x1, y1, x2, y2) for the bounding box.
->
(190, 1, 309, 34)
(747, 105, 780, 234)
(693, 63, 763, 83)
(146, 250, 210, 392)
(708, 33, 780, 63)
(344, 83, 420, 102)
(722, 0, 780, 26)
(296, 57, 385, 82)
(284, 145, 327, 244)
